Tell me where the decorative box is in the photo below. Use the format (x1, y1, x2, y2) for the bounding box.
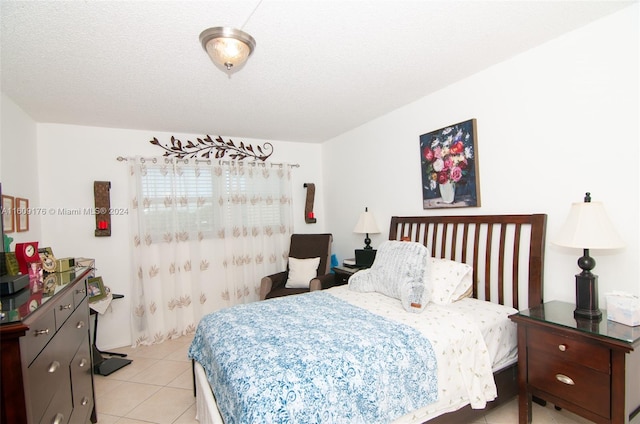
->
(56, 257, 75, 273)
(606, 292, 640, 327)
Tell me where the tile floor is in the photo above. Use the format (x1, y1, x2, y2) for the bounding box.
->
(93, 336, 592, 424)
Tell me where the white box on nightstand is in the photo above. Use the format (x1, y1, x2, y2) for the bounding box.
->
(606, 292, 640, 326)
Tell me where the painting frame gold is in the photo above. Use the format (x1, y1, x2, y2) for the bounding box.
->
(2, 195, 15, 233)
(15, 197, 29, 232)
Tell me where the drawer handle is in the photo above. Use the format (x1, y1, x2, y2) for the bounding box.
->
(76, 288, 86, 295)
(81, 397, 89, 406)
(34, 328, 50, 336)
(76, 320, 85, 329)
(52, 412, 65, 424)
(59, 303, 72, 310)
(558, 344, 567, 352)
(79, 358, 89, 368)
(556, 373, 575, 385)
(48, 361, 61, 373)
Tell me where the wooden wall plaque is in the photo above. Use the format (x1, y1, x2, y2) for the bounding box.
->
(94, 181, 111, 237)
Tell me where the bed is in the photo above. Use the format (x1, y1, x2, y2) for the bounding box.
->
(189, 213, 547, 424)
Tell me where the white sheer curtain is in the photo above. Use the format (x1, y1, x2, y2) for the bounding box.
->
(127, 157, 293, 347)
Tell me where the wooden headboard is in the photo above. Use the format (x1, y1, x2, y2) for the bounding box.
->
(389, 214, 547, 309)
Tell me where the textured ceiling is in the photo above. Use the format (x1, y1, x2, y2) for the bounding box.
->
(0, 1, 633, 143)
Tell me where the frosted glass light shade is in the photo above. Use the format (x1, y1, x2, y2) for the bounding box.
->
(200, 27, 256, 71)
(553, 201, 625, 249)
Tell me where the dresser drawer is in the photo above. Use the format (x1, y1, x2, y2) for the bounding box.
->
(527, 326, 610, 373)
(39, 373, 72, 424)
(68, 298, 90, 343)
(26, 326, 72, 423)
(21, 307, 56, 366)
(69, 334, 94, 424)
(528, 349, 611, 418)
(73, 277, 88, 308)
(54, 288, 76, 330)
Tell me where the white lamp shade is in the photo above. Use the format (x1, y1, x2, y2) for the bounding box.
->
(353, 210, 380, 234)
(553, 201, 625, 249)
(200, 27, 256, 71)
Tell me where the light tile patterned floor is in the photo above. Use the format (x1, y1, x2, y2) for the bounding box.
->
(93, 336, 592, 424)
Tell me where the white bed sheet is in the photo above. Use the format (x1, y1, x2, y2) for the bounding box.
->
(193, 286, 518, 424)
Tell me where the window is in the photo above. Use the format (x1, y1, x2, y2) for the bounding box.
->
(138, 162, 289, 242)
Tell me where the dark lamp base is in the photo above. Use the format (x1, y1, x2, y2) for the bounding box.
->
(363, 234, 373, 250)
(574, 307, 602, 321)
(574, 271, 602, 320)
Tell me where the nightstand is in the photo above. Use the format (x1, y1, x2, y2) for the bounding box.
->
(509, 301, 640, 424)
(332, 265, 360, 286)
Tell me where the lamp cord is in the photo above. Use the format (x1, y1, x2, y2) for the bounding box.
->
(241, 0, 264, 30)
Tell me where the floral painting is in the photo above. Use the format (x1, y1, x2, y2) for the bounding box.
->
(420, 119, 480, 209)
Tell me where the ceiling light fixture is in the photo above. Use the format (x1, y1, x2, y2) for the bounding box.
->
(199, 27, 256, 72)
(199, 0, 262, 74)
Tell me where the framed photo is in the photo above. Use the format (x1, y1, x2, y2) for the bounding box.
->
(2, 195, 15, 233)
(38, 246, 54, 257)
(419, 119, 481, 209)
(88, 276, 107, 302)
(38, 247, 56, 273)
(15, 197, 29, 232)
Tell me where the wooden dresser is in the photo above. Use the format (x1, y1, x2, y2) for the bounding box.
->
(0, 267, 96, 424)
(510, 301, 640, 424)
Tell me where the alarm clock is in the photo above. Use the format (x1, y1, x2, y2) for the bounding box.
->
(14, 242, 39, 275)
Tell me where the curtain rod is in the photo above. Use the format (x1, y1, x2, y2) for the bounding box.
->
(116, 156, 299, 168)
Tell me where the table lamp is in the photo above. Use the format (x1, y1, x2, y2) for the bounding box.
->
(553, 192, 625, 320)
(353, 207, 380, 250)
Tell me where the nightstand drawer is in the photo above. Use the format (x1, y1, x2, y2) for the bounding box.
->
(529, 350, 610, 418)
(528, 326, 609, 373)
(334, 272, 350, 285)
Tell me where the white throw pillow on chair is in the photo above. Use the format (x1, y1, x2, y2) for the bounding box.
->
(285, 257, 321, 289)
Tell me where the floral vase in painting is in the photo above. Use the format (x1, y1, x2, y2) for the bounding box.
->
(439, 181, 455, 204)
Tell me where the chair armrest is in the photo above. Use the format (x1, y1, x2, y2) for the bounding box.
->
(309, 273, 335, 291)
(260, 271, 288, 300)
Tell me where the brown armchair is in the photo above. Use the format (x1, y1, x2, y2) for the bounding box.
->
(259, 233, 334, 300)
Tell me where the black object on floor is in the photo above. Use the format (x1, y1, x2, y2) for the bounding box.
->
(93, 355, 132, 376)
(91, 293, 132, 376)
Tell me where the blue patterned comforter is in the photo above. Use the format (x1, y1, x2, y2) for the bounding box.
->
(188, 291, 438, 424)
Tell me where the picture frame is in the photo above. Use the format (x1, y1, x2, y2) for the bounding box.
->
(15, 197, 29, 232)
(2, 195, 15, 233)
(38, 246, 54, 257)
(38, 247, 56, 273)
(88, 276, 107, 302)
(419, 119, 481, 209)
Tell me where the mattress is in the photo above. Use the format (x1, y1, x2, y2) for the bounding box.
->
(192, 285, 518, 424)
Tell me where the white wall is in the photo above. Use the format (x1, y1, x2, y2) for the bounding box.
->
(323, 4, 639, 306)
(1, 93, 41, 243)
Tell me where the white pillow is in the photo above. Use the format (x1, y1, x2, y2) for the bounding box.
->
(284, 257, 321, 289)
(348, 241, 430, 313)
(428, 257, 473, 304)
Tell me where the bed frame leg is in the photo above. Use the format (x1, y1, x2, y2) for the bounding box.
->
(192, 359, 196, 397)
